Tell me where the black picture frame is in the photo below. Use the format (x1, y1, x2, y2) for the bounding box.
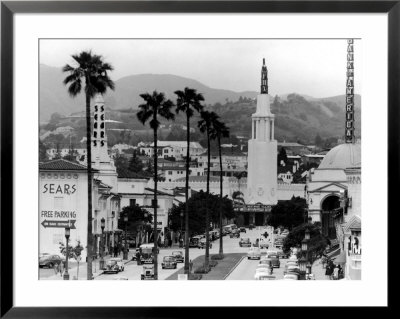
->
(1, 0, 395, 317)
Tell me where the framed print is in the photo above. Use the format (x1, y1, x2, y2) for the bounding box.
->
(1, 0, 396, 317)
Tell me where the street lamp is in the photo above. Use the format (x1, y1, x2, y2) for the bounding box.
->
(111, 211, 115, 256)
(298, 256, 307, 279)
(99, 217, 105, 270)
(305, 228, 310, 240)
(63, 227, 70, 280)
(123, 213, 128, 260)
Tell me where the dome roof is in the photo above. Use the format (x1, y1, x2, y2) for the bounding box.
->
(318, 143, 361, 169)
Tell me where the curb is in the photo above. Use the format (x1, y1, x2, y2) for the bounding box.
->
(223, 255, 245, 280)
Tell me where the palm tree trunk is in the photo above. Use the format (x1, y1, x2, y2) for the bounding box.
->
(153, 118, 159, 280)
(184, 114, 190, 275)
(204, 130, 211, 269)
(85, 92, 93, 280)
(218, 136, 223, 255)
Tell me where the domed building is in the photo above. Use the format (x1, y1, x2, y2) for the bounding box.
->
(307, 142, 361, 280)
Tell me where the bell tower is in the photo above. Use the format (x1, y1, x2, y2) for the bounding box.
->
(246, 59, 278, 205)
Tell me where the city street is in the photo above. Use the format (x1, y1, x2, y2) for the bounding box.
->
(95, 226, 268, 280)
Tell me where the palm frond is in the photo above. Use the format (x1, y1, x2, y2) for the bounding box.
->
(67, 79, 82, 97)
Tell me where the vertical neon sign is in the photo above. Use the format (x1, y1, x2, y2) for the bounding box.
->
(345, 39, 355, 143)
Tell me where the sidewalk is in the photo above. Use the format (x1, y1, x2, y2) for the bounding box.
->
(311, 258, 329, 280)
(41, 250, 136, 280)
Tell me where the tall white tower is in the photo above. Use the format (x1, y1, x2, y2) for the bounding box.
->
(246, 59, 277, 205)
(91, 94, 118, 191)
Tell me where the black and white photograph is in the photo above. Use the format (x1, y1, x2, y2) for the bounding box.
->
(38, 38, 362, 282)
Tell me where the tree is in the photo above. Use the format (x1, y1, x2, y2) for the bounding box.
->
(63, 50, 115, 279)
(232, 191, 245, 205)
(268, 196, 307, 230)
(213, 119, 230, 254)
(59, 240, 84, 279)
(128, 150, 144, 173)
(282, 223, 330, 264)
(198, 110, 219, 269)
(39, 140, 48, 162)
(174, 87, 204, 274)
(118, 205, 153, 247)
(277, 147, 288, 166)
(168, 191, 235, 235)
(137, 91, 175, 280)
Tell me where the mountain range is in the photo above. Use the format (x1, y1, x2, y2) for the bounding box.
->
(40, 64, 361, 143)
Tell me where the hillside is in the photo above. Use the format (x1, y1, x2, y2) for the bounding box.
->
(40, 64, 258, 121)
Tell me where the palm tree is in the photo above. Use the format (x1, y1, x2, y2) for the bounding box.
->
(63, 51, 114, 280)
(213, 120, 230, 255)
(174, 87, 204, 274)
(198, 110, 219, 270)
(137, 91, 175, 280)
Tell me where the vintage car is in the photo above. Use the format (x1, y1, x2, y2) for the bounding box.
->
(259, 239, 269, 249)
(141, 264, 155, 280)
(39, 254, 63, 268)
(247, 247, 261, 260)
(259, 258, 272, 267)
(283, 273, 299, 280)
(104, 258, 124, 274)
(257, 274, 276, 280)
(239, 238, 252, 247)
(198, 238, 212, 249)
(268, 255, 281, 268)
(189, 235, 204, 247)
(239, 227, 246, 233)
(171, 251, 184, 263)
(139, 244, 156, 264)
(229, 229, 240, 238)
(254, 267, 273, 279)
(284, 265, 301, 276)
(276, 249, 290, 259)
(161, 256, 177, 269)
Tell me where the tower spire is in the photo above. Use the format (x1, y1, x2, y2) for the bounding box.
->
(345, 39, 355, 143)
(261, 58, 268, 94)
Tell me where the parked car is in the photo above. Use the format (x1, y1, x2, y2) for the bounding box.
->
(141, 264, 155, 280)
(104, 258, 124, 274)
(240, 238, 252, 247)
(39, 254, 63, 268)
(171, 251, 184, 263)
(239, 227, 246, 233)
(247, 247, 261, 260)
(198, 238, 212, 249)
(230, 229, 240, 238)
(161, 256, 177, 269)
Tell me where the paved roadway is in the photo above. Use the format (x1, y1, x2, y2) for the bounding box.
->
(95, 226, 268, 280)
(226, 226, 291, 280)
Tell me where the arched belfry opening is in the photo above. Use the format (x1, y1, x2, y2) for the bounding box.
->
(321, 195, 340, 239)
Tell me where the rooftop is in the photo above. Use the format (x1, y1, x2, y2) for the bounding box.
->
(39, 159, 96, 171)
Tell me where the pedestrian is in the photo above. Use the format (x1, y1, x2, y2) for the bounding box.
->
(348, 236, 352, 256)
(325, 261, 332, 280)
(59, 260, 64, 277)
(53, 263, 59, 275)
(136, 249, 141, 265)
(189, 259, 193, 273)
(354, 236, 359, 254)
(333, 265, 339, 280)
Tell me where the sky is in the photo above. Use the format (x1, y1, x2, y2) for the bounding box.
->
(40, 39, 362, 98)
